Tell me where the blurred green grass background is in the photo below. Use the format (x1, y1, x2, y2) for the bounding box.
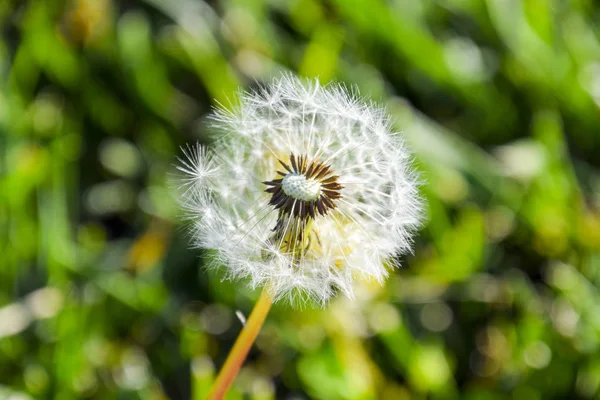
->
(2, 0, 600, 399)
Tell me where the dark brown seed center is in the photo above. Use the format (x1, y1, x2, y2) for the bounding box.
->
(263, 153, 343, 220)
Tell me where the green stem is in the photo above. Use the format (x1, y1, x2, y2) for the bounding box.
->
(207, 288, 273, 400)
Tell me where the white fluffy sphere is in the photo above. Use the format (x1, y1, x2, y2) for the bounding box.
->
(178, 75, 422, 306)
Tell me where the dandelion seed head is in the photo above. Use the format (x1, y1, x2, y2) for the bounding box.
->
(179, 75, 423, 306)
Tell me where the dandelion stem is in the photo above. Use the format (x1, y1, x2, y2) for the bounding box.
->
(207, 288, 273, 400)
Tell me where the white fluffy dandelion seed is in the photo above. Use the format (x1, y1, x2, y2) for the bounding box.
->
(179, 75, 422, 306)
